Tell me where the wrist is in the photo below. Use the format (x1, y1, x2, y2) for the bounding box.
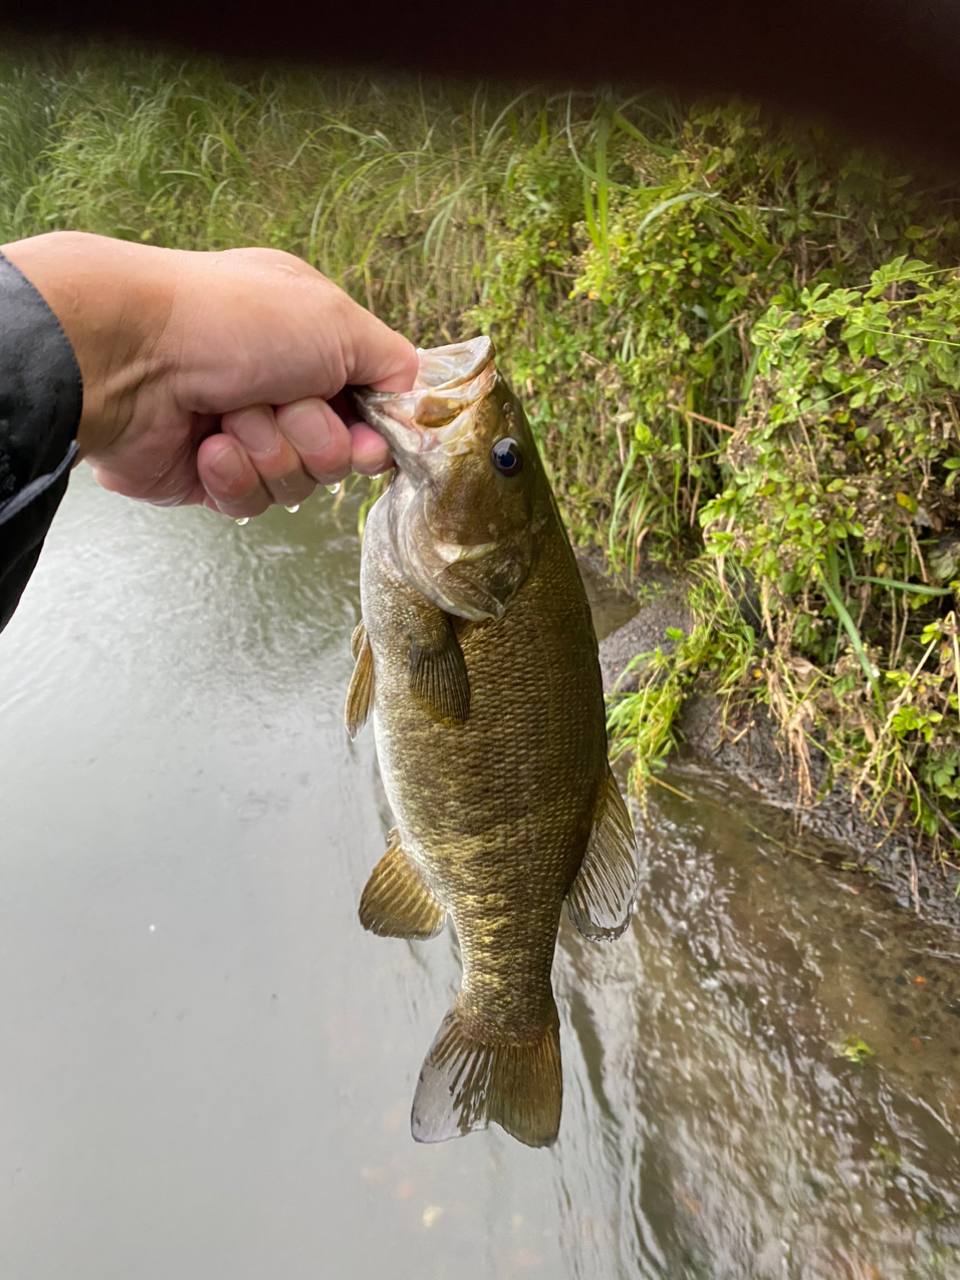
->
(0, 231, 177, 459)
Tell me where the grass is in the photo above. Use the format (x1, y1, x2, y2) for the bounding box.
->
(2, 41, 960, 869)
(0, 47, 610, 343)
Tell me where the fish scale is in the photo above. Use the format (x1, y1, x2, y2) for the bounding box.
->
(346, 336, 640, 1146)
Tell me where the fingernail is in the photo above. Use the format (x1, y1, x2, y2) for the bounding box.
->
(208, 442, 245, 483)
(280, 401, 331, 454)
(230, 407, 278, 454)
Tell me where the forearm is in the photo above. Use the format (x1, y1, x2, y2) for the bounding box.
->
(1, 231, 176, 460)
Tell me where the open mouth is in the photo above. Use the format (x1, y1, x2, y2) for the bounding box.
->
(412, 336, 494, 391)
(352, 337, 497, 451)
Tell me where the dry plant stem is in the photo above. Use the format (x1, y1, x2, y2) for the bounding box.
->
(795, 416, 820, 478)
(910, 848, 921, 913)
(888, 588, 899, 669)
(854, 635, 940, 797)
(907, 524, 929, 583)
(894, 602, 910, 670)
(668, 404, 735, 433)
(648, 775, 695, 803)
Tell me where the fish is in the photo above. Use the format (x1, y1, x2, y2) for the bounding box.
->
(345, 336, 639, 1148)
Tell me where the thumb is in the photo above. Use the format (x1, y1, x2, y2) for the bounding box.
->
(336, 292, 419, 392)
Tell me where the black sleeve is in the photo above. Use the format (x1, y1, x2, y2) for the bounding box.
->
(0, 250, 83, 635)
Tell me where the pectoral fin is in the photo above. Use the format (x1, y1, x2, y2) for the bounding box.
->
(567, 768, 640, 941)
(409, 621, 470, 726)
(345, 621, 374, 740)
(359, 830, 447, 939)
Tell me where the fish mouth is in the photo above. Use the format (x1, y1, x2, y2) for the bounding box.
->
(352, 337, 497, 459)
(414, 335, 493, 391)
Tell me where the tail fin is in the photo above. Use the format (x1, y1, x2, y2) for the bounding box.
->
(411, 1000, 562, 1148)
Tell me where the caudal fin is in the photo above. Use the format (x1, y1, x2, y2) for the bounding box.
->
(411, 1000, 562, 1148)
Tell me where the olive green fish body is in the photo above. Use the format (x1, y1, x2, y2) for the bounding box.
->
(346, 339, 639, 1147)
(362, 486, 603, 1022)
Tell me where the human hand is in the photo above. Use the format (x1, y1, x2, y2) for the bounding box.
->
(1, 232, 416, 518)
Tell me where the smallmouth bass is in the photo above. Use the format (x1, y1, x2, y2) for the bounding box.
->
(346, 337, 639, 1147)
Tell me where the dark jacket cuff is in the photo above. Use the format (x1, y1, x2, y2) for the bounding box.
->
(0, 249, 83, 634)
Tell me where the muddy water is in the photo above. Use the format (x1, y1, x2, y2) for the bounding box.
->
(1, 470, 959, 1280)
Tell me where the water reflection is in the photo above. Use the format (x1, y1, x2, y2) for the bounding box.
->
(558, 771, 960, 1277)
(0, 471, 957, 1278)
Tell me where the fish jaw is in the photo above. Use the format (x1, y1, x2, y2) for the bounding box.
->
(414, 336, 493, 390)
(352, 340, 497, 477)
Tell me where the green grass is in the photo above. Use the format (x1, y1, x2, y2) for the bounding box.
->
(0, 47, 614, 344)
(2, 41, 960, 867)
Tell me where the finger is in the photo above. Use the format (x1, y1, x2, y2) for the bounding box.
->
(90, 460, 206, 507)
(329, 389, 394, 475)
(222, 404, 318, 507)
(349, 420, 394, 476)
(196, 434, 272, 518)
(334, 291, 420, 392)
(275, 397, 352, 484)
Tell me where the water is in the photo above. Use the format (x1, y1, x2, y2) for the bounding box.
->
(1, 470, 958, 1279)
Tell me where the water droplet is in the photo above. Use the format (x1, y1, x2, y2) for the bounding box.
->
(235, 517, 249, 526)
(284, 503, 300, 514)
(325, 482, 341, 495)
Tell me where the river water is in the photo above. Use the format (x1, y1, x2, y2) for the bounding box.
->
(1, 470, 959, 1279)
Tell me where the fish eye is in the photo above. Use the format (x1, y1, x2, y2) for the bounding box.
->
(490, 437, 523, 477)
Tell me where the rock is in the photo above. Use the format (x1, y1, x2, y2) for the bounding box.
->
(598, 587, 692, 695)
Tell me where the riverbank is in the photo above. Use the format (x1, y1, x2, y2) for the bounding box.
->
(577, 558, 956, 923)
(1, 43, 958, 890)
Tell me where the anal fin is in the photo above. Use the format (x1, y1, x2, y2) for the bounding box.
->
(567, 768, 640, 941)
(411, 998, 562, 1148)
(359, 830, 447, 939)
(345, 621, 374, 740)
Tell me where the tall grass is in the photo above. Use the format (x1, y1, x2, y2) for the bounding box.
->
(3, 42, 960, 859)
(0, 47, 601, 343)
